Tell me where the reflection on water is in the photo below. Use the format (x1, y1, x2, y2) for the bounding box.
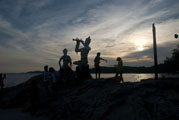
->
(91, 73, 155, 82)
(4, 73, 179, 87)
(91, 73, 179, 82)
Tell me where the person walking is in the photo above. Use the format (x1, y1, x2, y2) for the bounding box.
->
(115, 57, 124, 83)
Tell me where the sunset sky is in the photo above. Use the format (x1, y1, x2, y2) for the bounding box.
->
(0, 0, 179, 73)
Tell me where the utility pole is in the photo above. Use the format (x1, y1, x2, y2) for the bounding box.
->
(152, 24, 158, 79)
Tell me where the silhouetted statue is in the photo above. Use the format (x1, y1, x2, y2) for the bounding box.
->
(0, 73, 5, 92)
(73, 36, 92, 82)
(43, 65, 50, 96)
(58, 48, 73, 87)
(114, 57, 124, 83)
(59, 48, 72, 70)
(94, 52, 107, 79)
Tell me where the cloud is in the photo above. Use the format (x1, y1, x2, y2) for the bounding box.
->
(0, 0, 179, 72)
(123, 40, 179, 66)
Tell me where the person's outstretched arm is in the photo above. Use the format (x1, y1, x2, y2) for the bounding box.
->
(100, 57, 108, 62)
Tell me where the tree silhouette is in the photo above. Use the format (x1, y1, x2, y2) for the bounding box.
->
(164, 44, 179, 72)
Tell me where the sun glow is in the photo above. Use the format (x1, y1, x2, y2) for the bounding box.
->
(135, 39, 148, 51)
(138, 46, 144, 51)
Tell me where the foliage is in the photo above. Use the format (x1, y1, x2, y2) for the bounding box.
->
(164, 44, 179, 72)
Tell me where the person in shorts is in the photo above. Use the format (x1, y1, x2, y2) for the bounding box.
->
(94, 52, 107, 79)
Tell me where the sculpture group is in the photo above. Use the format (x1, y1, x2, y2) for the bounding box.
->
(57, 36, 123, 83)
(41, 36, 123, 96)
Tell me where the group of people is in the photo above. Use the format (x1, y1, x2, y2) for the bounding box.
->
(43, 36, 124, 93)
(42, 66, 58, 96)
(94, 52, 123, 82)
(72, 36, 123, 82)
(0, 37, 123, 96)
(42, 48, 74, 95)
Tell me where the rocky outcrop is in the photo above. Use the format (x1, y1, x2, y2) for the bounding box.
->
(0, 75, 179, 120)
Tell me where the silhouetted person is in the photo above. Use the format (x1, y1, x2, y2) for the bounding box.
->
(59, 48, 72, 70)
(49, 67, 57, 95)
(73, 36, 92, 82)
(115, 57, 124, 83)
(0, 73, 5, 92)
(43, 65, 50, 96)
(94, 52, 107, 79)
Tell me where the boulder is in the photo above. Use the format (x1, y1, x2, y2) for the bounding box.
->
(0, 76, 179, 120)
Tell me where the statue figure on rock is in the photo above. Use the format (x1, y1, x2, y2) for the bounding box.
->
(73, 36, 92, 82)
(59, 48, 72, 70)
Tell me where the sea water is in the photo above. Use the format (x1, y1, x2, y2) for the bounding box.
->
(4, 73, 41, 88)
(3, 73, 178, 88)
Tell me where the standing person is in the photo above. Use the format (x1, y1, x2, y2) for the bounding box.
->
(43, 65, 50, 96)
(59, 48, 72, 85)
(94, 52, 107, 79)
(115, 57, 124, 83)
(49, 67, 57, 95)
(0, 73, 4, 92)
(59, 48, 72, 70)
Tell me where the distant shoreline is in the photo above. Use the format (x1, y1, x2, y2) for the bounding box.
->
(26, 66, 179, 74)
(3, 65, 178, 74)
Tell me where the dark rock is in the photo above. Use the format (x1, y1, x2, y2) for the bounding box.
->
(0, 76, 179, 120)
